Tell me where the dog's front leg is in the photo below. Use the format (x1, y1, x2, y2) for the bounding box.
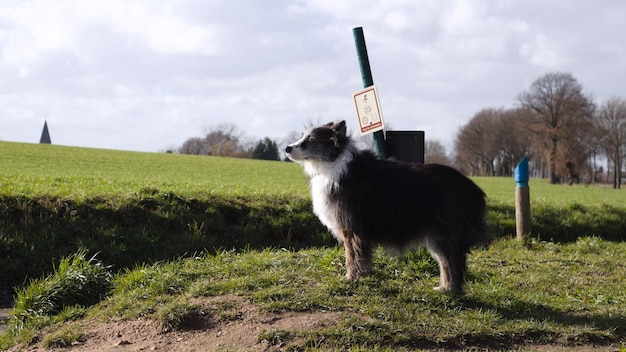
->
(343, 234, 358, 281)
(343, 231, 372, 281)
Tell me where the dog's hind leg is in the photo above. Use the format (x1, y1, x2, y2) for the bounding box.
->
(428, 249, 451, 291)
(427, 237, 467, 292)
(343, 231, 372, 281)
(448, 250, 467, 292)
(429, 244, 467, 292)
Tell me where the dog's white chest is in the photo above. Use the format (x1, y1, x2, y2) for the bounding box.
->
(310, 175, 343, 242)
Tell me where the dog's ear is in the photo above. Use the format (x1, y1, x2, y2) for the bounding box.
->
(330, 121, 347, 147)
(332, 120, 347, 137)
(324, 122, 334, 127)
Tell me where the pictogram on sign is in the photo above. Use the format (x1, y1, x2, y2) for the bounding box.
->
(353, 85, 384, 135)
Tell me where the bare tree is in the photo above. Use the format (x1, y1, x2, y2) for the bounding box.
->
(425, 140, 452, 165)
(178, 137, 209, 155)
(179, 123, 250, 157)
(455, 108, 534, 176)
(596, 97, 626, 188)
(518, 72, 595, 184)
(585, 131, 604, 184)
(455, 108, 502, 175)
(204, 124, 242, 157)
(493, 108, 533, 177)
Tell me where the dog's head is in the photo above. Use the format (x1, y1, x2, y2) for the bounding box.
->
(285, 121, 349, 163)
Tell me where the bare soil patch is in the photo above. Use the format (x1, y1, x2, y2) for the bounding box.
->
(6, 295, 343, 352)
(0, 309, 9, 333)
(1, 287, 14, 334)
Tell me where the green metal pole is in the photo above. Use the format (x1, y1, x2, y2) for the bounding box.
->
(353, 27, 386, 158)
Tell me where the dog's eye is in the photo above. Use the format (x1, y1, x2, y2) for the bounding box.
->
(307, 136, 315, 143)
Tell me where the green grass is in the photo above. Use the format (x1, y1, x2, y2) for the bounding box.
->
(0, 141, 308, 198)
(8, 250, 110, 333)
(1, 141, 626, 350)
(0, 142, 333, 287)
(473, 176, 625, 208)
(2, 141, 622, 204)
(1, 140, 625, 285)
(473, 176, 626, 242)
(2, 238, 625, 350)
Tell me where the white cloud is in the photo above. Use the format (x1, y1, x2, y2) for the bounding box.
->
(384, 11, 411, 33)
(519, 34, 566, 69)
(104, 2, 221, 56)
(440, 0, 488, 36)
(0, 0, 221, 74)
(1, 0, 626, 152)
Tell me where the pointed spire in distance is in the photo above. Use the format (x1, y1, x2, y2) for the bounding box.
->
(40, 120, 51, 144)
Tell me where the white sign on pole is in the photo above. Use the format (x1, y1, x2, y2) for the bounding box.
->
(353, 85, 384, 135)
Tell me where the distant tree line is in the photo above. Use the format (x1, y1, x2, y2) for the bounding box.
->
(455, 72, 625, 188)
(178, 124, 280, 161)
(174, 72, 625, 188)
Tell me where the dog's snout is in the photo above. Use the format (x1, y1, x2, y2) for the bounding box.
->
(285, 145, 293, 153)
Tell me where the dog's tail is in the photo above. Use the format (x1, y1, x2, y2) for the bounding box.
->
(473, 215, 493, 248)
(469, 193, 493, 248)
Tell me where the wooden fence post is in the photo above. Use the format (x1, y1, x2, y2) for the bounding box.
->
(515, 158, 531, 240)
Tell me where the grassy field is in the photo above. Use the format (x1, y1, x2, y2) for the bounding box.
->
(1, 141, 626, 351)
(2, 141, 625, 203)
(0, 141, 308, 198)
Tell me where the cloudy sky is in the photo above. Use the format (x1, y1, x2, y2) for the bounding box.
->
(1, 1, 625, 153)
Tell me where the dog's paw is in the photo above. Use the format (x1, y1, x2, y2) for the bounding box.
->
(433, 285, 462, 294)
(345, 273, 358, 282)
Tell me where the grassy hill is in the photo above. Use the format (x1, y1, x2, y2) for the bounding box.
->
(1, 140, 625, 286)
(1, 141, 625, 350)
(0, 142, 332, 287)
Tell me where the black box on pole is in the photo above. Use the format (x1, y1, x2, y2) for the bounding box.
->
(385, 131, 425, 164)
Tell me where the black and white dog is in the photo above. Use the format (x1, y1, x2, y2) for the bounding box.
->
(285, 121, 490, 292)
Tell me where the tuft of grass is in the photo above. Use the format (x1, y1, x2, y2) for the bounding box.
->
(156, 301, 207, 331)
(257, 329, 291, 346)
(6, 250, 112, 335)
(42, 326, 86, 349)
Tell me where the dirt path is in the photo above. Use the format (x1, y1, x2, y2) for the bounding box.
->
(2, 295, 622, 351)
(0, 308, 9, 333)
(6, 295, 343, 352)
(1, 287, 13, 334)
